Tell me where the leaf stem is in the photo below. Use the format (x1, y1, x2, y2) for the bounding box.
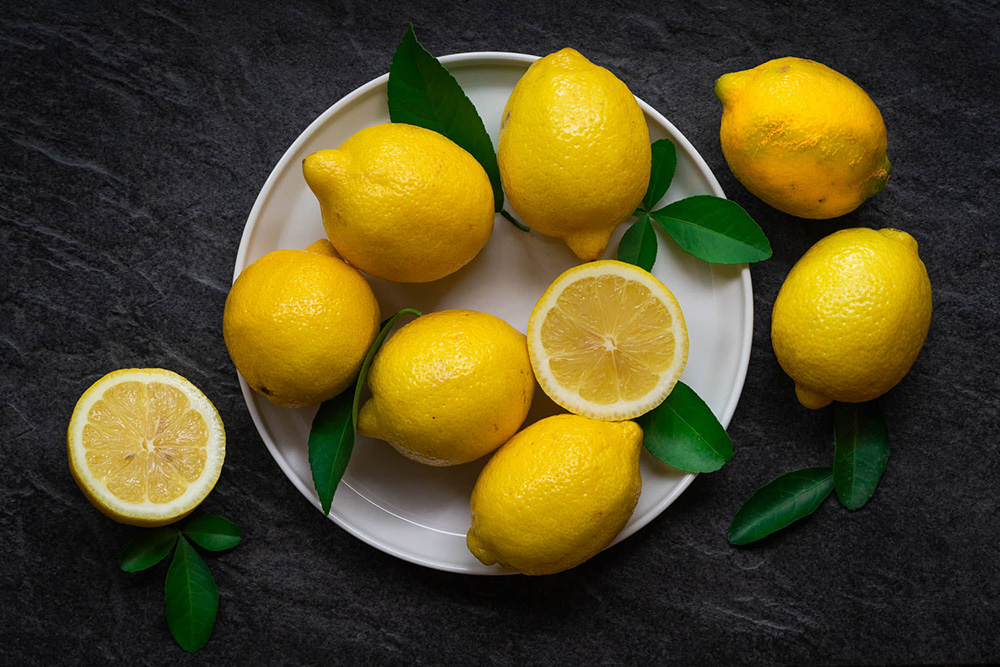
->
(351, 309, 422, 427)
(500, 209, 530, 232)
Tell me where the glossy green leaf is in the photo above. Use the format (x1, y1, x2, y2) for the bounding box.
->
(638, 381, 732, 472)
(119, 527, 178, 572)
(642, 139, 677, 211)
(308, 386, 355, 516)
(650, 195, 772, 264)
(833, 401, 891, 510)
(387, 25, 504, 211)
(165, 536, 218, 653)
(183, 515, 242, 552)
(729, 467, 834, 545)
(617, 214, 658, 271)
(309, 309, 421, 515)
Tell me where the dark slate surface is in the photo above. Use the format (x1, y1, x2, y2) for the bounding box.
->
(3, 0, 999, 664)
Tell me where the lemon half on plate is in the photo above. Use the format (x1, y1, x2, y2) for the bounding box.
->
(67, 368, 226, 527)
(527, 260, 689, 421)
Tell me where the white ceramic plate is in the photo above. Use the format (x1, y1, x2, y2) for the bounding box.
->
(235, 52, 752, 574)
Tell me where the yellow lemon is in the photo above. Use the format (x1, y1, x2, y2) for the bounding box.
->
(771, 228, 932, 409)
(358, 310, 534, 466)
(498, 48, 651, 260)
(223, 239, 380, 408)
(527, 260, 688, 421)
(302, 123, 495, 283)
(467, 414, 643, 575)
(715, 57, 891, 219)
(67, 368, 226, 527)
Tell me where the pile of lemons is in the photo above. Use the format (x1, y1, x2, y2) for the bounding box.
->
(68, 50, 931, 576)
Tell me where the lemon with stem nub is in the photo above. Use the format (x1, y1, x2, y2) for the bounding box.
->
(467, 414, 643, 575)
(771, 228, 932, 409)
(715, 56, 891, 219)
(498, 48, 651, 260)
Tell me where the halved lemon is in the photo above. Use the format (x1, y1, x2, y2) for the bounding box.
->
(67, 368, 226, 527)
(527, 260, 689, 421)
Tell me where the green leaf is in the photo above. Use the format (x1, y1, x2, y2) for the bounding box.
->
(309, 308, 422, 515)
(642, 139, 677, 211)
(637, 381, 732, 473)
(387, 25, 504, 211)
(833, 401, 890, 510)
(729, 467, 834, 545)
(119, 527, 178, 572)
(309, 385, 355, 516)
(183, 515, 242, 552)
(165, 536, 218, 653)
(617, 214, 658, 272)
(650, 195, 772, 264)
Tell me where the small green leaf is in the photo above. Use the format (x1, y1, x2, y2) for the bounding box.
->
(183, 516, 242, 552)
(119, 527, 178, 572)
(729, 467, 834, 545)
(833, 401, 890, 510)
(309, 308, 422, 515)
(638, 381, 732, 472)
(650, 195, 772, 264)
(309, 386, 355, 516)
(617, 214, 658, 271)
(642, 139, 677, 211)
(387, 25, 504, 211)
(165, 536, 218, 653)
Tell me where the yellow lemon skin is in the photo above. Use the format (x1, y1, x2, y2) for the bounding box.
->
(498, 48, 651, 260)
(771, 228, 932, 409)
(357, 310, 534, 466)
(223, 239, 380, 408)
(467, 414, 643, 575)
(302, 123, 495, 283)
(716, 57, 891, 219)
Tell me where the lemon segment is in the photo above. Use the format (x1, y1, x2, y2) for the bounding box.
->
(68, 368, 226, 527)
(527, 260, 688, 421)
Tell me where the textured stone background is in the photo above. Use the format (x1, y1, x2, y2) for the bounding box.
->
(3, 0, 999, 664)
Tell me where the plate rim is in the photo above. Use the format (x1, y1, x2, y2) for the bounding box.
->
(233, 51, 753, 574)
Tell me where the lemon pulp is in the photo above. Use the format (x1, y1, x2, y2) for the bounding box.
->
(68, 369, 225, 526)
(528, 261, 688, 421)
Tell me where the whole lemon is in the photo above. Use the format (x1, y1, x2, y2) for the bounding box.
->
(223, 239, 380, 408)
(302, 123, 495, 283)
(357, 310, 534, 466)
(467, 414, 643, 575)
(771, 228, 932, 409)
(498, 48, 651, 260)
(715, 57, 891, 219)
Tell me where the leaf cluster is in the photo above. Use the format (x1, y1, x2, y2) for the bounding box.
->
(728, 401, 890, 545)
(119, 515, 242, 652)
